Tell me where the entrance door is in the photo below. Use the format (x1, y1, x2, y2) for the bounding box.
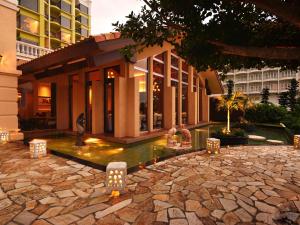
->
(104, 72, 114, 133)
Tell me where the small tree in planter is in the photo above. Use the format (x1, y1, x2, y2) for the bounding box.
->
(278, 92, 289, 108)
(217, 90, 248, 134)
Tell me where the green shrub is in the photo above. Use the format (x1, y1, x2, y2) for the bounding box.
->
(212, 128, 246, 138)
(282, 105, 300, 134)
(245, 104, 287, 123)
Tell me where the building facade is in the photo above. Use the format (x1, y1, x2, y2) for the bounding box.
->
(18, 33, 223, 140)
(0, 0, 23, 140)
(17, 0, 91, 62)
(222, 68, 300, 104)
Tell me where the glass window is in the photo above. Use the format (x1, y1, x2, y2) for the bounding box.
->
(182, 84, 188, 124)
(171, 80, 179, 125)
(171, 55, 179, 68)
(153, 76, 164, 129)
(61, 32, 71, 43)
(77, 3, 89, 14)
(18, 37, 39, 46)
(76, 16, 88, 26)
(193, 76, 197, 92)
(182, 72, 188, 83)
(18, 15, 39, 34)
(61, 16, 71, 29)
(171, 68, 178, 80)
(61, 1, 71, 13)
(182, 61, 188, 73)
(134, 59, 149, 132)
(154, 52, 164, 62)
(19, 0, 38, 12)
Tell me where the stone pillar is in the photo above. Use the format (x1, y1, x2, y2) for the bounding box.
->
(124, 77, 139, 137)
(148, 57, 154, 132)
(178, 59, 183, 125)
(188, 67, 197, 125)
(163, 50, 175, 128)
(0, 0, 23, 140)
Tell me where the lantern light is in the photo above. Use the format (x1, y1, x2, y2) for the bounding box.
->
(294, 135, 300, 149)
(206, 138, 221, 155)
(0, 130, 9, 143)
(29, 139, 47, 159)
(106, 162, 127, 196)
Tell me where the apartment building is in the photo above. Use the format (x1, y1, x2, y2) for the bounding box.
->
(16, 0, 91, 63)
(222, 68, 300, 104)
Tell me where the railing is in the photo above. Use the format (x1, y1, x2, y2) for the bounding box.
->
(16, 41, 53, 61)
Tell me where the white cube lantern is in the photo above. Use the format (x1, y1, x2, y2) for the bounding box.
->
(0, 130, 9, 143)
(106, 162, 127, 196)
(294, 135, 300, 149)
(29, 139, 47, 159)
(206, 138, 221, 155)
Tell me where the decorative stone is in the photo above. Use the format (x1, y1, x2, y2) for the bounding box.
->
(29, 139, 47, 159)
(106, 162, 127, 194)
(294, 135, 300, 149)
(248, 135, 266, 141)
(0, 130, 9, 143)
(266, 139, 284, 145)
(206, 138, 220, 154)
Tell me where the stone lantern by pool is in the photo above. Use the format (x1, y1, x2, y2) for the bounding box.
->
(0, 130, 9, 143)
(206, 138, 221, 155)
(29, 139, 47, 159)
(294, 135, 300, 149)
(106, 162, 127, 196)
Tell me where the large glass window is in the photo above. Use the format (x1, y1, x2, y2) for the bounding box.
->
(19, 0, 38, 12)
(61, 16, 71, 29)
(76, 16, 88, 26)
(153, 53, 165, 129)
(61, 1, 71, 13)
(18, 15, 39, 35)
(134, 59, 149, 132)
(76, 3, 89, 14)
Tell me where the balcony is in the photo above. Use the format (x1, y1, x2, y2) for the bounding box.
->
(16, 41, 53, 61)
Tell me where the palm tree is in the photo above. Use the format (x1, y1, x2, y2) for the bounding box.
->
(217, 91, 250, 134)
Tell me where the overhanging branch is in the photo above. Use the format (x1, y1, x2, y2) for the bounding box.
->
(208, 40, 300, 60)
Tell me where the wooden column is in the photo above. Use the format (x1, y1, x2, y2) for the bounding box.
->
(92, 76, 104, 134)
(188, 67, 197, 125)
(56, 75, 69, 130)
(178, 59, 183, 125)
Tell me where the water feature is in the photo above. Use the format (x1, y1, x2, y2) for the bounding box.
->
(47, 124, 290, 170)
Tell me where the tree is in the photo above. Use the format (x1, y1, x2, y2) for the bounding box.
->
(287, 78, 299, 111)
(261, 88, 270, 104)
(278, 92, 289, 108)
(226, 80, 234, 98)
(217, 92, 248, 133)
(115, 0, 300, 77)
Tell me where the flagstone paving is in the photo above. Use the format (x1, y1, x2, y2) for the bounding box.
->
(0, 142, 299, 225)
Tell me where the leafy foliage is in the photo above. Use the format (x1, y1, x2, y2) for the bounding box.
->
(226, 80, 234, 99)
(278, 92, 289, 108)
(287, 78, 299, 111)
(245, 103, 287, 123)
(114, 0, 300, 77)
(260, 88, 270, 104)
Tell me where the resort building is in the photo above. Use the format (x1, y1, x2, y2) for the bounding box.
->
(18, 33, 223, 140)
(17, 0, 91, 63)
(222, 68, 300, 104)
(0, 0, 23, 141)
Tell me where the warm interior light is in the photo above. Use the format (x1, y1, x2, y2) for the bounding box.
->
(84, 138, 100, 144)
(139, 81, 146, 93)
(89, 86, 92, 105)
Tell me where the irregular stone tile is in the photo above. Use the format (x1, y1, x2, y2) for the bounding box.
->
(237, 200, 257, 216)
(211, 209, 225, 220)
(156, 210, 168, 223)
(39, 207, 64, 219)
(77, 214, 95, 225)
(95, 199, 132, 219)
(170, 219, 188, 225)
(47, 213, 79, 225)
(55, 190, 75, 198)
(219, 198, 238, 212)
(255, 201, 277, 214)
(114, 207, 141, 223)
(222, 212, 240, 225)
(39, 197, 58, 205)
(168, 207, 185, 218)
(32, 219, 52, 225)
(152, 194, 169, 202)
(13, 210, 38, 225)
(234, 208, 252, 222)
(153, 200, 172, 212)
(0, 198, 12, 210)
(185, 200, 201, 212)
(185, 212, 204, 225)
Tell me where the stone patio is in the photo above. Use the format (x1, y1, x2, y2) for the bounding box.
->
(0, 142, 299, 225)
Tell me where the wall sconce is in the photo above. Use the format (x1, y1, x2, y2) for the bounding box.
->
(106, 162, 127, 197)
(0, 130, 10, 143)
(29, 139, 47, 159)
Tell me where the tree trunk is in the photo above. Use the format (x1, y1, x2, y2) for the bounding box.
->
(227, 109, 231, 133)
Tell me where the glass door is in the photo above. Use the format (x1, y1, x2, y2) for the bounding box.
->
(104, 69, 115, 134)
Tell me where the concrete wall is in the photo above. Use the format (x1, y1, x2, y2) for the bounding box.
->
(0, 0, 23, 140)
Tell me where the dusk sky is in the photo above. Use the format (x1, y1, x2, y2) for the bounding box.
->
(91, 0, 144, 35)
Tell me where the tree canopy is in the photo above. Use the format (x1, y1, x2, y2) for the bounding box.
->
(114, 0, 300, 77)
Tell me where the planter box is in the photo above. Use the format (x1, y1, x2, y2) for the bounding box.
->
(211, 135, 248, 146)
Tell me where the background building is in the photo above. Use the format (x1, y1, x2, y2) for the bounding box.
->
(16, 0, 91, 63)
(222, 68, 300, 104)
